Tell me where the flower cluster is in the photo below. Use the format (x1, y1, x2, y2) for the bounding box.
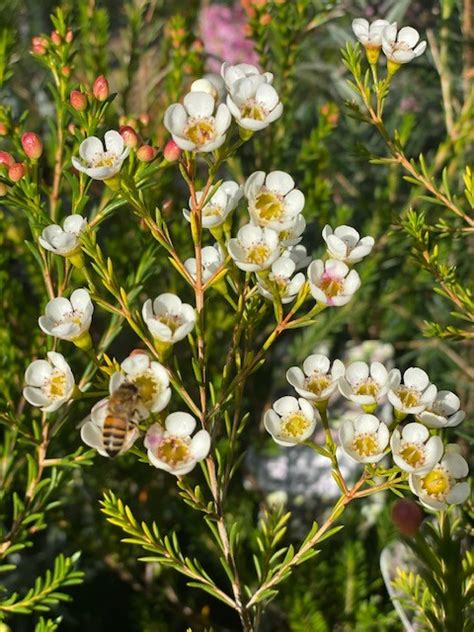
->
(265, 355, 469, 511)
(352, 19, 426, 74)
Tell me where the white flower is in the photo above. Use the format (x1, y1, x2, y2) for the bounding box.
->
(287, 354, 345, 402)
(281, 244, 311, 270)
(23, 352, 75, 412)
(221, 62, 273, 92)
(417, 391, 465, 429)
(279, 215, 306, 247)
(308, 259, 361, 307)
(39, 215, 87, 257)
(388, 367, 437, 416)
(80, 397, 139, 458)
(322, 225, 374, 264)
(72, 131, 130, 181)
(339, 361, 392, 408)
(227, 76, 283, 131)
(142, 293, 196, 344)
(244, 171, 305, 232)
(190, 77, 219, 100)
(352, 18, 391, 48)
(184, 245, 224, 282)
(183, 180, 242, 229)
(409, 445, 470, 511)
(144, 414, 210, 476)
(38, 288, 93, 341)
(382, 24, 427, 65)
(228, 223, 279, 272)
(164, 91, 231, 152)
(339, 414, 389, 464)
(264, 396, 316, 447)
(257, 257, 305, 304)
(391, 422, 443, 474)
(110, 351, 171, 416)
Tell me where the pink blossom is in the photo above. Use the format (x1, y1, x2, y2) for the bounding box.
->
(199, 3, 258, 73)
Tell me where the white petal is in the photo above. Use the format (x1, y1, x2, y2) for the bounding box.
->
(397, 26, 420, 48)
(303, 354, 330, 376)
(183, 91, 215, 118)
(165, 412, 196, 437)
(189, 430, 211, 461)
(104, 130, 124, 155)
(273, 396, 299, 417)
(79, 136, 103, 162)
(403, 367, 429, 390)
(346, 362, 369, 385)
(402, 422, 429, 444)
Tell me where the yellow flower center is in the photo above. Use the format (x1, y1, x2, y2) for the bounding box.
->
(280, 413, 310, 439)
(352, 433, 378, 457)
(396, 386, 420, 409)
(47, 370, 66, 398)
(156, 436, 191, 466)
(246, 243, 270, 265)
(319, 277, 343, 298)
(240, 99, 267, 121)
(91, 153, 117, 168)
(184, 118, 215, 146)
(421, 468, 450, 498)
(133, 372, 159, 405)
(399, 443, 425, 468)
(156, 313, 182, 334)
(203, 203, 223, 218)
(355, 379, 380, 398)
(254, 190, 284, 221)
(305, 373, 331, 396)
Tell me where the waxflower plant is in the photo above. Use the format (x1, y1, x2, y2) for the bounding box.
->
(0, 5, 471, 632)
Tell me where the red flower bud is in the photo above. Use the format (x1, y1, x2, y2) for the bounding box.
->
(163, 139, 181, 162)
(136, 144, 157, 162)
(8, 162, 26, 182)
(51, 30, 62, 46)
(391, 499, 424, 537)
(0, 122, 7, 136)
(65, 29, 74, 43)
(70, 90, 88, 112)
(21, 132, 43, 160)
(61, 65, 71, 77)
(31, 36, 48, 55)
(0, 150, 15, 167)
(92, 75, 109, 101)
(119, 125, 139, 147)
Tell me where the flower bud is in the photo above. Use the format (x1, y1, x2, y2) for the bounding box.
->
(163, 139, 181, 162)
(0, 182, 9, 196)
(137, 144, 156, 162)
(391, 499, 424, 537)
(139, 112, 150, 126)
(130, 348, 148, 358)
(0, 150, 15, 167)
(51, 30, 62, 46)
(92, 75, 109, 101)
(31, 36, 48, 55)
(61, 65, 71, 77)
(21, 132, 43, 160)
(8, 163, 26, 182)
(119, 125, 139, 147)
(70, 90, 87, 112)
(259, 13, 272, 26)
(65, 29, 74, 43)
(0, 122, 7, 136)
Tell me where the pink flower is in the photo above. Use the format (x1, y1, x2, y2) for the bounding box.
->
(199, 3, 258, 73)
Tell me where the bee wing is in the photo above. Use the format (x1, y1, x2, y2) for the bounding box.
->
(76, 398, 109, 429)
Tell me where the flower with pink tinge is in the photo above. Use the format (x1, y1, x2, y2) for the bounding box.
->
(145, 414, 211, 476)
(308, 259, 361, 306)
(322, 225, 374, 264)
(199, 4, 259, 74)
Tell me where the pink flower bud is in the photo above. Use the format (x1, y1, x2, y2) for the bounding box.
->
(70, 90, 87, 112)
(21, 132, 43, 160)
(119, 125, 139, 147)
(65, 29, 74, 43)
(163, 139, 181, 162)
(130, 348, 148, 358)
(93, 75, 109, 101)
(0, 122, 7, 136)
(139, 112, 150, 126)
(31, 36, 48, 55)
(391, 499, 424, 537)
(8, 162, 26, 182)
(61, 65, 71, 77)
(51, 30, 62, 46)
(137, 144, 157, 162)
(0, 150, 15, 167)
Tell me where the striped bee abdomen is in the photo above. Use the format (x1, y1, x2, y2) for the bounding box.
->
(103, 415, 129, 457)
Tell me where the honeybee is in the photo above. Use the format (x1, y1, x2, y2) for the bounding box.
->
(102, 381, 140, 457)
